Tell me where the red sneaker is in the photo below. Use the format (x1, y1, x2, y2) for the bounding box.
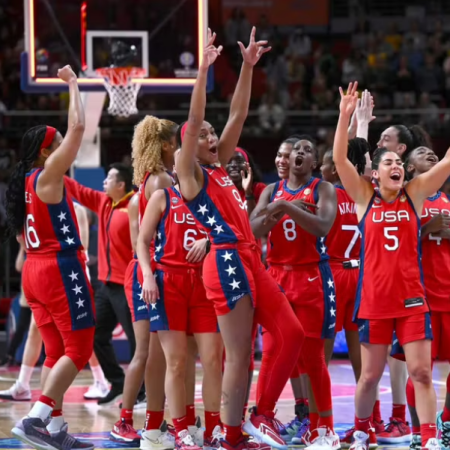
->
(372, 420, 384, 435)
(110, 419, 141, 445)
(242, 410, 286, 449)
(340, 426, 378, 449)
(219, 436, 261, 450)
(376, 418, 412, 444)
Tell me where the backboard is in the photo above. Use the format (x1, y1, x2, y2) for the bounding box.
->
(22, 0, 212, 93)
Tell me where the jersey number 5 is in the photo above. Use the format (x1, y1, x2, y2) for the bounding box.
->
(384, 226, 399, 251)
(25, 214, 40, 249)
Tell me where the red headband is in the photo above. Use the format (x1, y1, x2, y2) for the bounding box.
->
(235, 147, 249, 163)
(40, 126, 57, 155)
(180, 122, 188, 143)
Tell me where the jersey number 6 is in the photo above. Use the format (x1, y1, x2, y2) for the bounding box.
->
(25, 214, 40, 249)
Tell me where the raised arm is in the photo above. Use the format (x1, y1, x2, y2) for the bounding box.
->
(250, 184, 279, 238)
(136, 189, 166, 304)
(407, 147, 450, 209)
(37, 66, 85, 203)
(333, 83, 373, 208)
(175, 29, 222, 199)
(64, 176, 104, 213)
(218, 27, 271, 167)
(128, 193, 140, 252)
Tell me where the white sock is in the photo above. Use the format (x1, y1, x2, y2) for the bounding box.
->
(47, 415, 65, 433)
(18, 365, 34, 389)
(27, 401, 52, 420)
(90, 364, 107, 386)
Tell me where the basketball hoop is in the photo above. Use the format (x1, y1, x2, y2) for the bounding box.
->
(95, 67, 146, 117)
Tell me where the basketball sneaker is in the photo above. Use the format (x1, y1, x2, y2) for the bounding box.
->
(424, 438, 441, 450)
(410, 434, 422, 450)
(437, 411, 450, 450)
(110, 418, 141, 445)
(176, 430, 202, 450)
(291, 419, 311, 446)
(376, 417, 412, 444)
(140, 421, 175, 450)
(219, 435, 261, 450)
(188, 417, 204, 447)
(0, 380, 31, 401)
(305, 428, 340, 450)
(98, 385, 123, 406)
(279, 417, 302, 443)
(372, 420, 384, 435)
(349, 431, 369, 450)
(83, 380, 109, 400)
(339, 427, 377, 449)
(203, 425, 224, 450)
(242, 408, 287, 449)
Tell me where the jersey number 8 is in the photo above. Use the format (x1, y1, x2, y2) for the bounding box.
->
(25, 214, 40, 249)
(283, 219, 297, 241)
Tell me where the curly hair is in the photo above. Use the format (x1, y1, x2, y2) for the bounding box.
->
(131, 116, 178, 185)
(3, 125, 49, 241)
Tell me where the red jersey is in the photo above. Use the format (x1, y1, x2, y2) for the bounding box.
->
(154, 187, 205, 268)
(420, 192, 450, 312)
(266, 177, 327, 266)
(23, 169, 83, 255)
(327, 185, 360, 262)
(65, 177, 133, 285)
(356, 189, 428, 319)
(184, 166, 255, 245)
(237, 182, 266, 210)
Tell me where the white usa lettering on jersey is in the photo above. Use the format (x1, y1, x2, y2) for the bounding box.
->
(372, 210, 410, 223)
(173, 212, 197, 225)
(422, 207, 450, 218)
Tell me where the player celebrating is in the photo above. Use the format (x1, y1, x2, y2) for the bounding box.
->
(175, 28, 304, 450)
(377, 124, 430, 159)
(3, 66, 94, 450)
(251, 137, 339, 450)
(333, 82, 444, 450)
(401, 147, 450, 450)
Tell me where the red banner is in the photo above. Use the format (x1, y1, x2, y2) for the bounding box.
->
(222, 0, 329, 26)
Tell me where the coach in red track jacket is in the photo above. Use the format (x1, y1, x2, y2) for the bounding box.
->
(65, 163, 142, 405)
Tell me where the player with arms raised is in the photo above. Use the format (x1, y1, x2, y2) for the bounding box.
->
(175, 28, 304, 450)
(3, 66, 95, 450)
(333, 82, 445, 450)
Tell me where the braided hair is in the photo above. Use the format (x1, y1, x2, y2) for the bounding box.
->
(3, 125, 49, 240)
(348, 138, 370, 176)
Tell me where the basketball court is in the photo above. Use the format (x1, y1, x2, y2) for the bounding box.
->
(0, 361, 448, 448)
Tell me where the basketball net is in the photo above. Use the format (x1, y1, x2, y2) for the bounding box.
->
(95, 67, 146, 117)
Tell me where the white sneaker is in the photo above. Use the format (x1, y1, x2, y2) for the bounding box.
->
(83, 381, 109, 400)
(177, 430, 202, 450)
(203, 425, 224, 450)
(188, 417, 204, 447)
(140, 429, 175, 450)
(306, 428, 340, 450)
(0, 381, 31, 401)
(349, 431, 369, 450)
(425, 438, 441, 450)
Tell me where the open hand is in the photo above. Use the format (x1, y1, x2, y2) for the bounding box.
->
(241, 164, 253, 194)
(238, 27, 271, 66)
(356, 89, 376, 124)
(339, 82, 359, 117)
(201, 28, 223, 68)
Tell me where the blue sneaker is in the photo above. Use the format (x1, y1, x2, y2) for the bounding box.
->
(279, 417, 302, 444)
(437, 411, 450, 450)
(290, 419, 311, 446)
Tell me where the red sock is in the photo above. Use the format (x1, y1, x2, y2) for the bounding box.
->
(205, 411, 221, 438)
(38, 395, 56, 408)
(223, 424, 242, 446)
(392, 404, 406, 422)
(310, 412, 319, 430)
(120, 408, 133, 425)
(145, 410, 164, 431)
(406, 377, 416, 408)
(412, 426, 421, 434)
(442, 374, 450, 422)
(372, 400, 382, 423)
(186, 404, 196, 427)
(318, 415, 334, 432)
(51, 409, 63, 417)
(173, 416, 188, 437)
(296, 397, 308, 405)
(421, 423, 437, 444)
(355, 416, 371, 434)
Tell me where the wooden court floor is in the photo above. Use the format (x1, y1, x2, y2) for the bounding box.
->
(0, 361, 448, 448)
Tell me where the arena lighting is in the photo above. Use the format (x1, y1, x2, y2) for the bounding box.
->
(27, 0, 206, 86)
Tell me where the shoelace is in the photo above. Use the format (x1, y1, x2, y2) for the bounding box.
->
(343, 426, 356, 439)
(282, 417, 299, 431)
(384, 418, 401, 434)
(441, 423, 450, 448)
(267, 415, 284, 434)
(119, 422, 137, 434)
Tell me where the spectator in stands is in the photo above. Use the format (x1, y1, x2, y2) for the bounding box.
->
(265, 45, 289, 108)
(415, 54, 444, 97)
(394, 55, 416, 107)
(290, 87, 310, 111)
(256, 14, 274, 43)
(403, 19, 427, 51)
(418, 92, 440, 133)
(401, 37, 424, 71)
(258, 88, 286, 133)
(224, 8, 251, 48)
(351, 18, 370, 50)
(385, 22, 403, 52)
(365, 55, 394, 107)
(287, 27, 312, 58)
(341, 50, 365, 85)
